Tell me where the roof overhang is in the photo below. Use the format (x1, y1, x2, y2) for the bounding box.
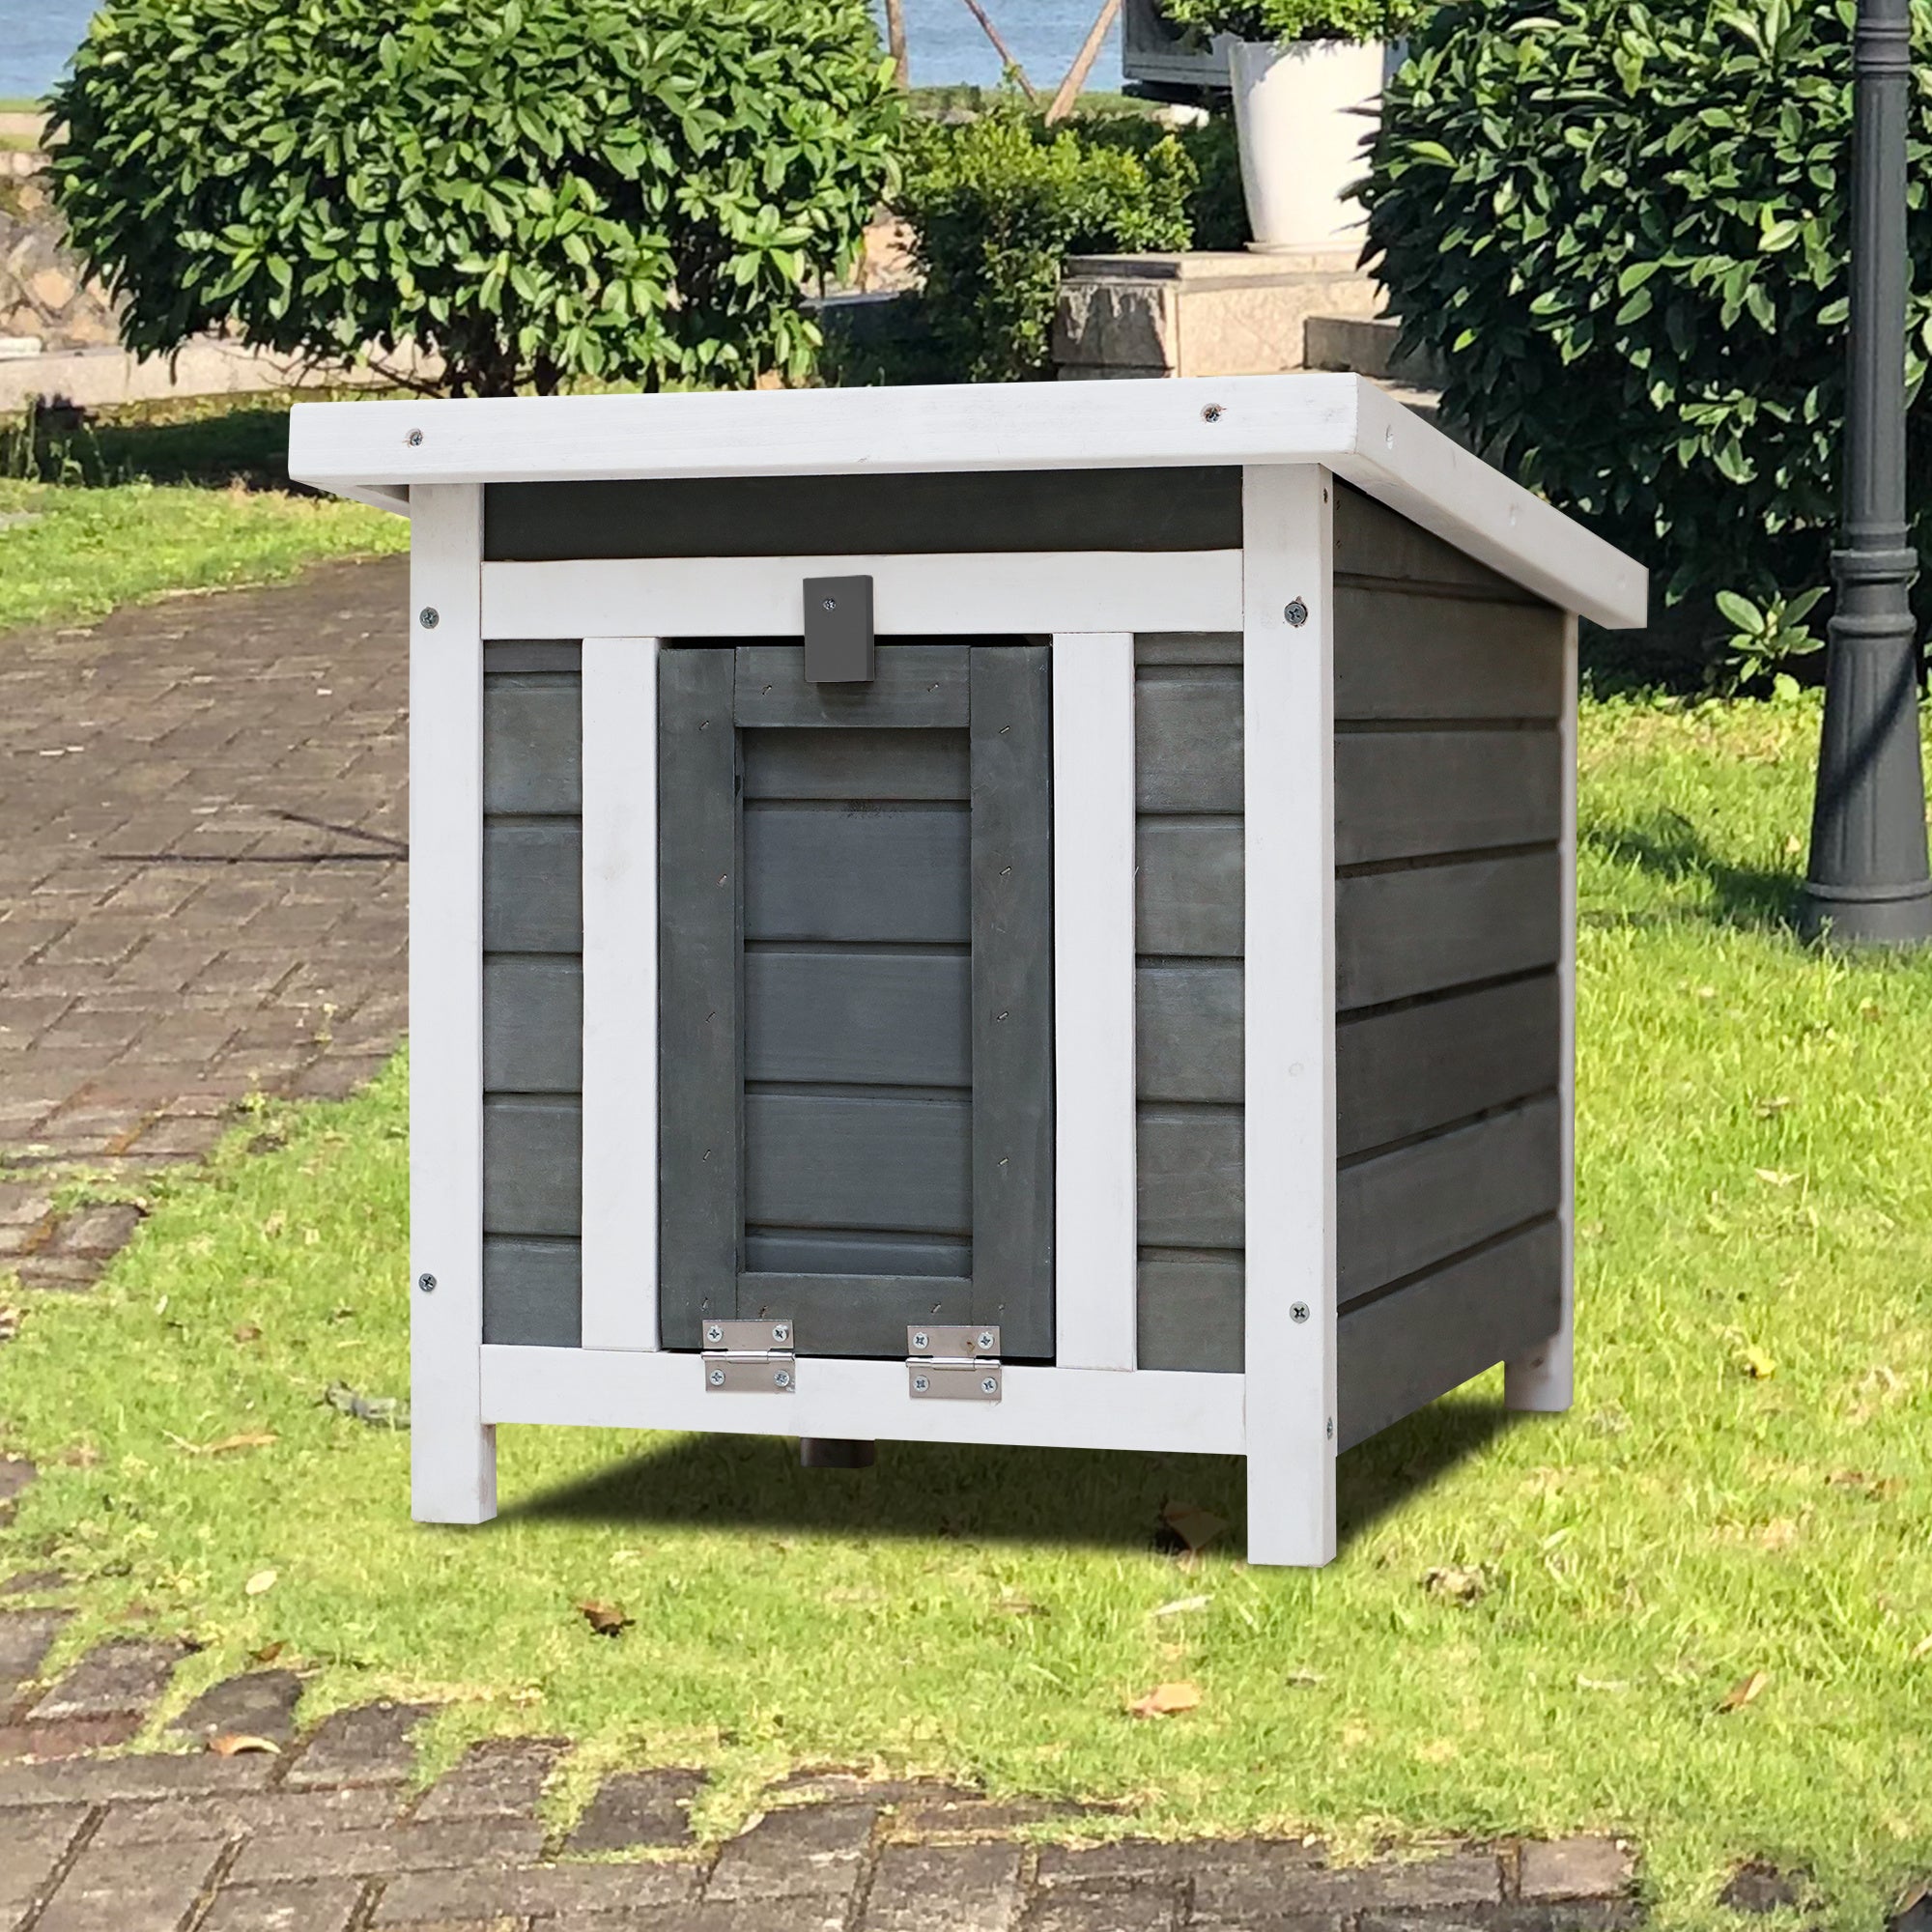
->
(288, 373, 1647, 630)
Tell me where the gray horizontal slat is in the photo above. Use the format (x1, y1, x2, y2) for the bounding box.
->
(745, 949, 970, 1088)
(745, 1092, 971, 1235)
(483, 822, 582, 953)
(1337, 1219, 1563, 1450)
(1135, 634, 1242, 667)
(484, 678, 581, 815)
(1137, 819, 1243, 957)
(1336, 729, 1560, 865)
(1337, 850, 1560, 1009)
(1136, 671, 1242, 813)
(1338, 1095, 1561, 1304)
(483, 955, 582, 1094)
(1337, 974, 1560, 1157)
(733, 644, 969, 728)
(483, 1096, 582, 1236)
(1138, 961, 1242, 1103)
(1137, 1104, 1242, 1249)
(1335, 590, 1565, 721)
(1333, 482, 1531, 601)
(484, 641, 581, 674)
(482, 1236, 582, 1348)
(743, 1229, 971, 1278)
(736, 1273, 981, 1358)
(1138, 1252, 1244, 1373)
(486, 469, 1243, 561)
(745, 804, 971, 944)
(742, 727, 969, 801)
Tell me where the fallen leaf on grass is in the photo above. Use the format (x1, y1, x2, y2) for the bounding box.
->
(1909, 1634, 1932, 1662)
(1127, 1680, 1202, 1719)
(995, 1593, 1047, 1617)
(1422, 1565, 1489, 1605)
(1151, 1595, 1210, 1619)
(1158, 1501, 1227, 1552)
(323, 1382, 410, 1430)
(248, 1641, 285, 1664)
(166, 1432, 277, 1457)
(1287, 1667, 1324, 1688)
(1752, 1095, 1794, 1119)
(243, 1569, 277, 1597)
(1753, 1169, 1800, 1188)
(208, 1733, 280, 1756)
(1719, 1670, 1771, 1712)
(232, 1323, 261, 1344)
(1577, 1675, 1632, 1692)
(1827, 1468, 1902, 1499)
(0, 1307, 21, 1343)
(1737, 1348, 1777, 1380)
(577, 1599, 632, 1637)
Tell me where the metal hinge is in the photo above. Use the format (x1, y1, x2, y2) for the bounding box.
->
(907, 1324, 1002, 1402)
(702, 1319, 795, 1393)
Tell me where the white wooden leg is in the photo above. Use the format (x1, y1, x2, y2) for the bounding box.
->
(1241, 465, 1337, 1567)
(1506, 613, 1578, 1414)
(410, 484, 497, 1522)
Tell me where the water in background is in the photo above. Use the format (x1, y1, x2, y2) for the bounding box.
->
(0, 0, 1120, 105)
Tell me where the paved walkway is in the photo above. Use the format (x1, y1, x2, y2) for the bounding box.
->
(0, 558, 409, 1289)
(0, 1612, 1643, 1931)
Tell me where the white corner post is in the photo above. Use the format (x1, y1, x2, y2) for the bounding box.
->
(1050, 633, 1138, 1373)
(580, 638, 662, 1351)
(410, 484, 497, 1522)
(1242, 464, 1337, 1567)
(1506, 611, 1579, 1410)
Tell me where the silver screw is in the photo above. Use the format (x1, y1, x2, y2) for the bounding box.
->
(913, 1374, 930, 1393)
(1291, 1302, 1311, 1323)
(911, 1330, 929, 1350)
(976, 1331, 995, 1351)
(1285, 599, 1309, 628)
(980, 1377, 998, 1396)
(822, 598, 837, 611)
(705, 1323, 724, 1344)
(1326, 1417, 1335, 1439)
(1202, 403, 1224, 422)
(418, 607, 440, 630)
(772, 1323, 790, 1345)
(708, 1368, 725, 1387)
(407, 428, 424, 446)
(774, 1369, 792, 1389)
(416, 1272, 437, 1293)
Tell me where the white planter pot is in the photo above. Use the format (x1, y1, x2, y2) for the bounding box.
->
(1225, 36, 1386, 255)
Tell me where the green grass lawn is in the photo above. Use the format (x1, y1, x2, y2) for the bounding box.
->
(1, 690, 1928, 1930)
(0, 392, 407, 634)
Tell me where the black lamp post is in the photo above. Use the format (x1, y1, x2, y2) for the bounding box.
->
(1800, 0, 1932, 946)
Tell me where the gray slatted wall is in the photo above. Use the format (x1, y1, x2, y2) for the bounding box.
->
(480, 641, 583, 1346)
(1137, 484, 1567, 1447)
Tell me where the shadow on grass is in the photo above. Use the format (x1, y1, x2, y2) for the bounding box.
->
(498, 1396, 1524, 1556)
(1581, 805, 1801, 931)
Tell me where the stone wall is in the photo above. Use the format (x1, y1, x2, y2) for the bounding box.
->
(0, 150, 120, 355)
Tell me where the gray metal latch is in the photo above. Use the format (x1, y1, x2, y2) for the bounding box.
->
(907, 1324, 1002, 1402)
(803, 575, 874, 684)
(702, 1319, 795, 1393)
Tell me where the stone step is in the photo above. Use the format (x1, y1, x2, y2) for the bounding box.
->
(1303, 311, 1447, 390)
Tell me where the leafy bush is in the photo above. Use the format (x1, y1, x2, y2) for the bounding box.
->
(1362, 0, 1932, 651)
(885, 105, 1238, 384)
(1157, 0, 1424, 44)
(48, 0, 900, 396)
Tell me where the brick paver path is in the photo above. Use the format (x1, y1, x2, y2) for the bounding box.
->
(0, 557, 409, 1289)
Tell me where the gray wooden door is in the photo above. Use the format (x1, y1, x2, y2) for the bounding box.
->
(659, 640, 1054, 1361)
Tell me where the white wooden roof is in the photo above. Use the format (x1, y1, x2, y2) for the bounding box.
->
(288, 373, 1646, 629)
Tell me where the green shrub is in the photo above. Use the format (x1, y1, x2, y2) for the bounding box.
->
(1361, 0, 1932, 651)
(1157, 0, 1423, 44)
(47, 0, 900, 396)
(886, 105, 1237, 384)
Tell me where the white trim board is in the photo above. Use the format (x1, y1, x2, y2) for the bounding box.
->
(481, 552, 1241, 640)
(480, 1349, 1245, 1456)
(288, 374, 1646, 630)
